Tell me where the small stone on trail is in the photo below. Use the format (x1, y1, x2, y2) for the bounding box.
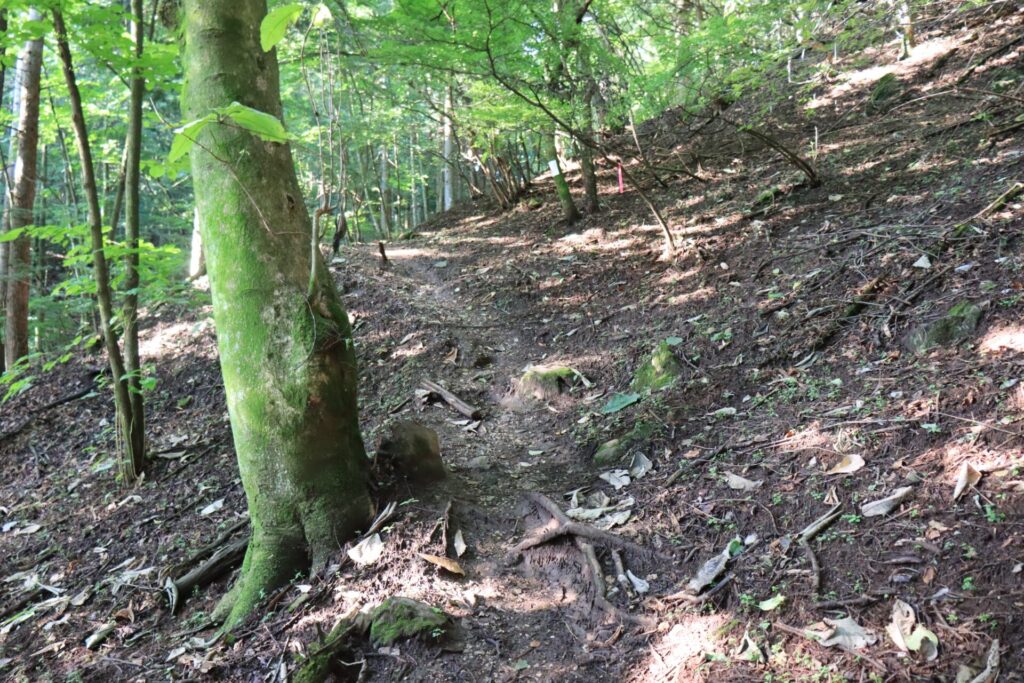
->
(376, 420, 446, 484)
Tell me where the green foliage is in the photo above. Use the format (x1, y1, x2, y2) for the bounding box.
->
(260, 3, 304, 52)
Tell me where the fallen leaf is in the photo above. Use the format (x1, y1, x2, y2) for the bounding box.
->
(725, 472, 763, 492)
(886, 599, 938, 661)
(805, 616, 877, 650)
(711, 407, 737, 419)
(199, 499, 224, 516)
(826, 454, 865, 475)
(626, 570, 650, 594)
(601, 392, 641, 415)
(913, 255, 932, 269)
(759, 594, 785, 611)
(861, 486, 913, 517)
(13, 524, 41, 536)
(925, 520, 950, 540)
(419, 553, 465, 575)
(453, 529, 467, 557)
(347, 533, 384, 566)
(84, 623, 116, 650)
(629, 452, 653, 479)
(599, 469, 631, 490)
(953, 463, 982, 500)
(687, 538, 742, 593)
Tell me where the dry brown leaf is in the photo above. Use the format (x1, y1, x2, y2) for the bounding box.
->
(953, 463, 982, 500)
(826, 454, 865, 475)
(419, 553, 465, 575)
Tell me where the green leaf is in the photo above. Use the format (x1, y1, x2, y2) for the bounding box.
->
(758, 594, 785, 611)
(665, 336, 683, 346)
(0, 227, 26, 243)
(220, 102, 293, 143)
(169, 115, 214, 162)
(260, 3, 304, 52)
(601, 392, 641, 415)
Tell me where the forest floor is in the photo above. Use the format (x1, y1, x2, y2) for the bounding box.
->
(2, 3, 1024, 682)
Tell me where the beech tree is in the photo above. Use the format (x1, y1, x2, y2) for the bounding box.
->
(180, 0, 373, 629)
(1, 8, 43, 369)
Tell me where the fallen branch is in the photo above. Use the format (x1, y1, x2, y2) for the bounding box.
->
(421, 380, 482, 420)
(164, 535, 248, 614)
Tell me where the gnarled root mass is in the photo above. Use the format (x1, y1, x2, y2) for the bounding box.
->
(511, 492, 655, 626)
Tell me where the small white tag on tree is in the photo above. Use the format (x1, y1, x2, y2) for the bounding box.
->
(548, 159, 560, 176)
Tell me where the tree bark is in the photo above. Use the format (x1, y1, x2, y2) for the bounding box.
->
(545, 130, 580, 224)
(181, 0, 372, 630)
(120, 0, 147, 479)
(3, 9, 44, 368)
(442, 85, 455, 211)
(53, 9, 143, 481)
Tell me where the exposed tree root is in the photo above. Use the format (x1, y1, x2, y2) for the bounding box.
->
(512, 492, 654, 626)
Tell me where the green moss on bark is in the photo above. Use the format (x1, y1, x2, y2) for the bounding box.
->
(182, 0, 371, 631)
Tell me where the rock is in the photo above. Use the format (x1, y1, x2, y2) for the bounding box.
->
(517, 365, 576, 401)
(376, 421, 445, 484)
(631, 341, 683, 393)
(907, 301, 983, 354)
(368, 597, 450, 648)
(594, 438, 627, 467)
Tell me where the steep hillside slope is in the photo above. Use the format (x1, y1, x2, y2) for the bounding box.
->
(1, 3, 1022, 681)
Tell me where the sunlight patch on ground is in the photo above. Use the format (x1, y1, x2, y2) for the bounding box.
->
(979, 324, 1024, 354)
(644, 612, 729, 682)
(386, 246, 447, 261)
(807, 36, 959, 110)
(139, 319, 212, 359)
(665, 286, 715, 307)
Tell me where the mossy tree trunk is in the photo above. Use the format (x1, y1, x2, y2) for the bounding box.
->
(181, 0, 373, 630)
(545, 130, 580, 224)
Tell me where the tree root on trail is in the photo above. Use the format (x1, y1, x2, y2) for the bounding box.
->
(164, 534, 248, 615)
(511, 492, 655, 626)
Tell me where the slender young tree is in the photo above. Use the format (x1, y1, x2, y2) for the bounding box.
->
(53, 8, 145, 482)
(121, 0, 147, 473)
(3, 8, 44, 368)
(181, 0, 372, 629)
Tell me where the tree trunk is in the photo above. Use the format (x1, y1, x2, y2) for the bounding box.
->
(120, 0, 147, 480)
(442, 85, 454, 211)
(188, 208, 206, 278)
(181, 0, 372, 630)
(3, 9, 43, 368)
(53, 9, 144, 481)
(378, 146, 391, 238)
(545, 130, 580, 224)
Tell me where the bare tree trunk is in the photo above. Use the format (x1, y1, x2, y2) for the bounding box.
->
(53, 8, 143, 482)
(442, 85, 455, 211)
(120, 0, 147, 481)
(188, 208, 206, 278)
(3, 8, 44, 368)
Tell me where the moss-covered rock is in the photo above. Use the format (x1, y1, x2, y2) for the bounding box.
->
(518, 365, 577, 401)
(907, 301, 983, 354)
(593, 438, 627, 466)
(631, 342, 683, 393)
(369, 597, 450, 648)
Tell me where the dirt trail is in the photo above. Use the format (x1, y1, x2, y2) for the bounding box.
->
(343, 237, 651, 681)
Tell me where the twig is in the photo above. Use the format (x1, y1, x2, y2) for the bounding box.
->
(800, 538, 821, 594)
(664, 573, 734, 604)
(421, 380, 482, 420)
